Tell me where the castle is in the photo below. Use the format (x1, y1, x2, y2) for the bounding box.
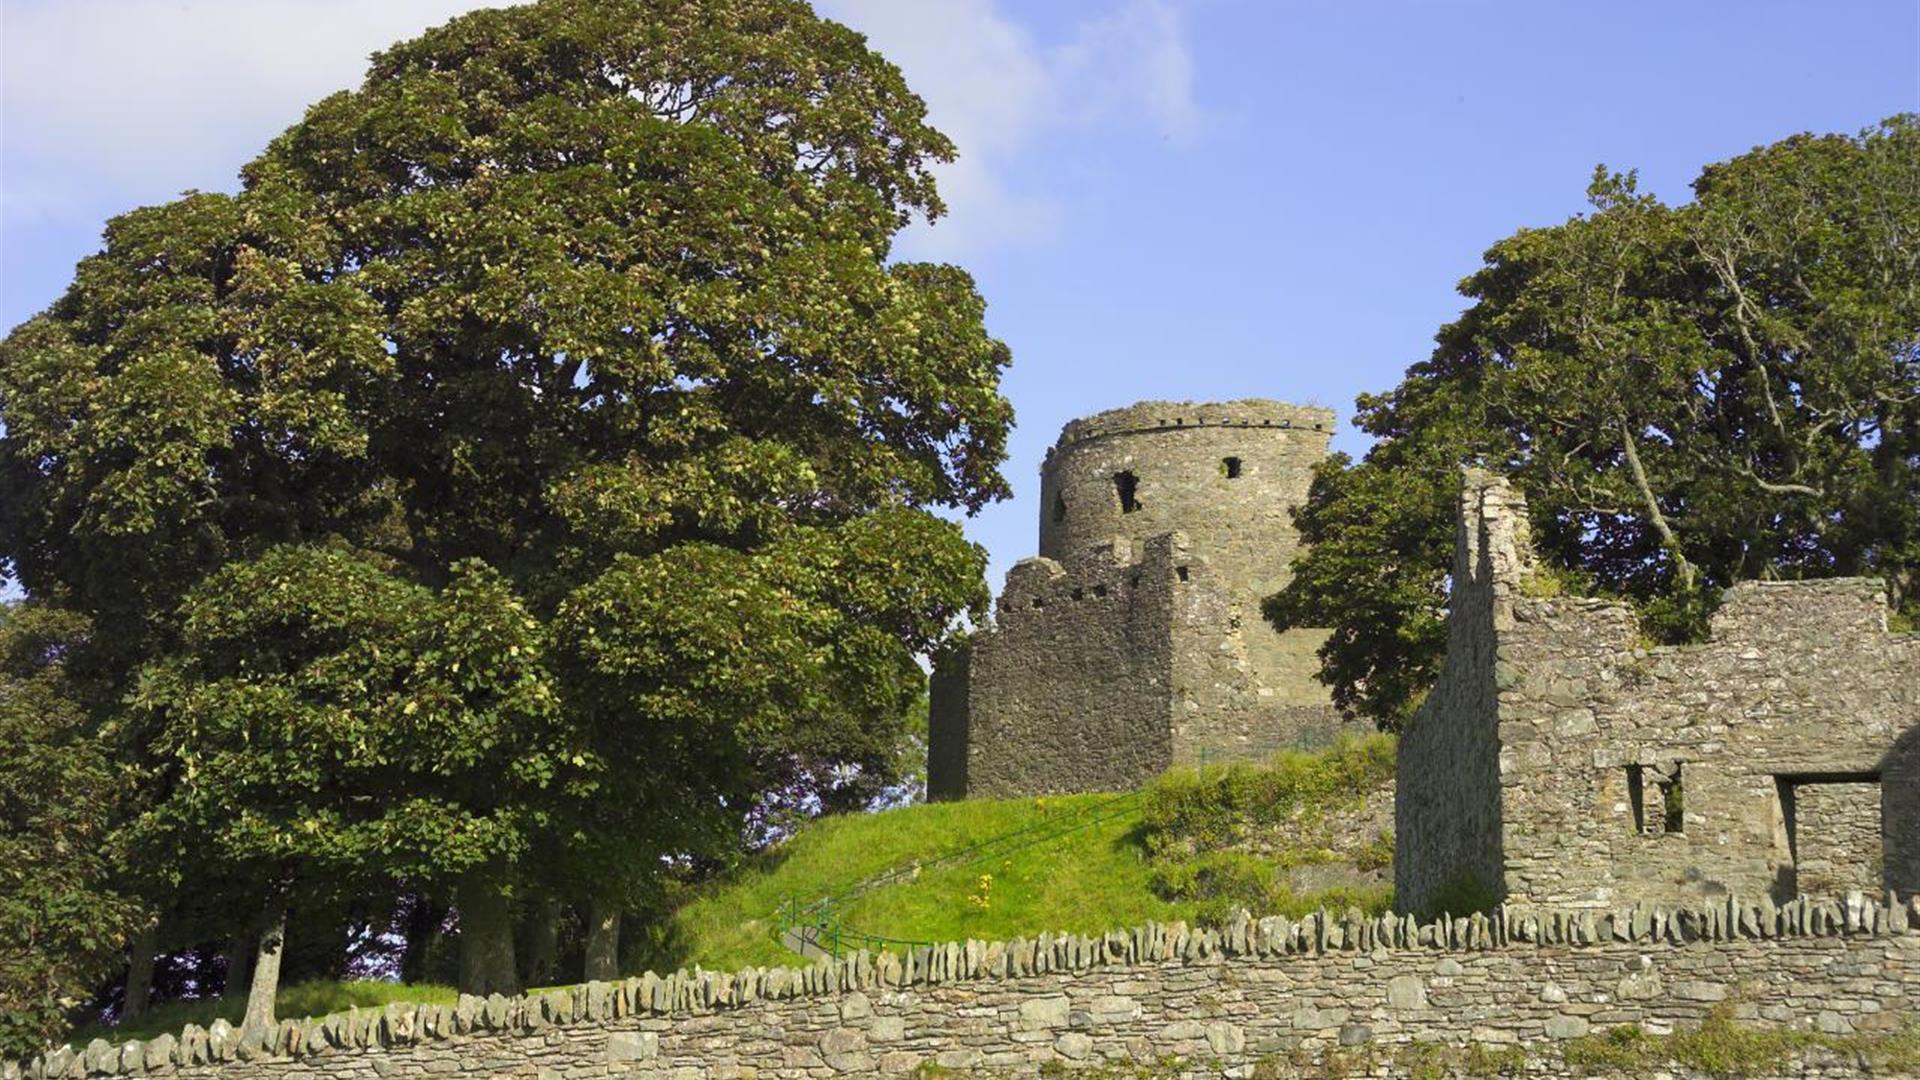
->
(19, 444, 1920, 1080)
(1397, 470, 1920, 913)
(928, 401, 1920, 911)
(928, 399, 1360, 799)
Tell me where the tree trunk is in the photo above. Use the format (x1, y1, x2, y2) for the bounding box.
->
(1618, 417, 1698, 591)
(583, 902, 621, 982)
(398, 893, 445, 986)
(223, 933, 253, 999)
(241, 907, 287, 1038)
(456, 864, 519, 995)
(521, 898, 560, 988)
(122, 924, 158, 1022)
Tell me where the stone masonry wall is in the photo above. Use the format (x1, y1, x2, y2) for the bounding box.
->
(1497, 579, 1918, 910)
(1793, 782, 1886, 899)
(937, 534, 1258, 798)
(930, 401, 1360, 800)
(1394, 471, 1533, 917)
(1038, 400, 1341, 730)
(1399, 471, 1920, 913)
(21, 896, 1919, 1080)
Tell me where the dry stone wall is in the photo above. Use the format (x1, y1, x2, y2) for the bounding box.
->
(19, 896, 1919, 1080)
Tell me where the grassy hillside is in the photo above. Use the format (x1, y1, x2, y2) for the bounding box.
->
(66, 736, 1397, 1048)
(661, 734, 1397, 971)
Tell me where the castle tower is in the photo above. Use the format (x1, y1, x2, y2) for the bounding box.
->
(1037, 399, 1334, 698)
(929, 399, 1350, 800)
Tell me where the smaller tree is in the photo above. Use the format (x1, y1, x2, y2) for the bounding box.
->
(0, 604, 143, 1059)
(1270, 117, 1920, 728)
(129, 546, 587, 1020)
(552, 507, 987, 969)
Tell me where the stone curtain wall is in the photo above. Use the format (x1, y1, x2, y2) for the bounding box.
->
(935, 536, 1200, 798)
(19, 897, 1919, 1080)
(1497, 579, 1918, 909)
(1395, 472, 1534, 916)
(1398, 471, 1920, 913)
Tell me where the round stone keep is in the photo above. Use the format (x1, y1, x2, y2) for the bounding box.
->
(1039, 399, 1334, 605)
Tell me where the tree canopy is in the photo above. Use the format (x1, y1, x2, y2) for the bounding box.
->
(0, 0, 1011, 1034)
(1269, 116, 1920, 728)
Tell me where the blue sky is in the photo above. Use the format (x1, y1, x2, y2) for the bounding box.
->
(4, 0, 1918, 593)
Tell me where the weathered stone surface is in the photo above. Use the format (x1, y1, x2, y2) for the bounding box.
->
(930, 400, 1356, 800)
(1544, 1015, 1591, 1040)
(1016, 995, 1071, 1031)
(1385, 974, 1426, 1009)
(605, 1032, 656, 1063)
(1399, 470, 1920, 916)
(16, 898, 1920, 1080)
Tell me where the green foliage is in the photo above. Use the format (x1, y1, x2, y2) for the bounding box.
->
(0, 604, 144, 1060)
(66, 981, 460, 1048)
(1353, 830, 1394, 873)
(1138, 735, 1397, 857)
(658, 791, 1180, 971)
(0, 0, 1013, 1006)
(128, 547, 582, 907)
(1561, 1011, 1920, 1078)
(1396, 1041, 1528, 1079)
(1148, 851, 1393, 929)
(667, 740, 1399, 970)
(1269, 116, 1920, 727)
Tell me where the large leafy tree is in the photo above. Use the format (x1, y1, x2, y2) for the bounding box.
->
(0, 0, 1010, 1020)
(0, 604, 143, 1059)
(128, 547, 580, 1017)
(1270, 117, 1920, 728)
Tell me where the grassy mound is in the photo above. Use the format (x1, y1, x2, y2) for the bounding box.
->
(661, 734, 1397, 970)
(67, 737, 1398, 1047)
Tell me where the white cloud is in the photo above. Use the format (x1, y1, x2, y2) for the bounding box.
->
(820, 0, 1207, 258)
(1, 0, 499, 223)
(0, 0, 1204, 256)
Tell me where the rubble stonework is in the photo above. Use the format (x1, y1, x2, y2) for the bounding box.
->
(930, 400, 1357, 799)
(1397, 470, 1920, 916)
(16, 896, 1918, 1079)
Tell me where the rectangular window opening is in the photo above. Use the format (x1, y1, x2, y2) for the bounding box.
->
(1223, 456, 1243, 479)
(1628, 762, 1683, 836)
(1114, 471, 1140, 513)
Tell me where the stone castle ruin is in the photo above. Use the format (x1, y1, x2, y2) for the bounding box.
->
(1397, 470, 1920, 915)
(929, 399, 1359, 799)
(19, 456, 1920, 1080)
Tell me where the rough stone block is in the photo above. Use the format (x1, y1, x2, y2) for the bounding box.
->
(1016, 995, 1071, 1031)
(606, 1032, 658, 1063)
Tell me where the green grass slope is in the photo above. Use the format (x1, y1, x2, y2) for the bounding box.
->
(64, 737, 1397, 1049)
(664, 734, 1397, 971)
(665, 790, 1178, 971)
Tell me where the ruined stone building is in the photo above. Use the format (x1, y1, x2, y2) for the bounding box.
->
(1397, 470, 1920, 915)
(928, 399, 1359, 799)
